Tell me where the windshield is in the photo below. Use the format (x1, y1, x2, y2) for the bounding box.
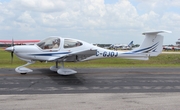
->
(37, 37, 60, 50)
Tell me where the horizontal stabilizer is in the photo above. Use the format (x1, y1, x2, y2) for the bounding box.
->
(142, 30, 172, 35)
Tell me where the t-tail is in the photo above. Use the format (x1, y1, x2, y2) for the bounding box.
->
(128, 30, 171, 56)
(84, 30, 171, 61)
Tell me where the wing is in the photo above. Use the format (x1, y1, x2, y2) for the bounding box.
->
(64, 49, 97, 62)
(49, 49, 97, 62)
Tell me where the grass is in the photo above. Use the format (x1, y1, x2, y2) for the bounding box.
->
(1, 48, 180, 68)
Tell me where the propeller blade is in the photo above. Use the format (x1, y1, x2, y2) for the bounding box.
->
(11, 38, 14, 64)
(11, 38, 14, 47)
(11, 51, 13, 64)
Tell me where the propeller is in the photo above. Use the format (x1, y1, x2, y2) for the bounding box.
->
(11, 39, 14, 63)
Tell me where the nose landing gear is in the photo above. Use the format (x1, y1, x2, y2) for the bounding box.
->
(15, 61, 35, 74)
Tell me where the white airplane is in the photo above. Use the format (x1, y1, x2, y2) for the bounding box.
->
(5, 30, 171, 75)
(109, 41, 134, 50)
(163, 46, 173, 50)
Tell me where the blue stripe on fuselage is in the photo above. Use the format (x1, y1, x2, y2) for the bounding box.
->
(124, 42, 158, 54)
(29, 52, 71, 56)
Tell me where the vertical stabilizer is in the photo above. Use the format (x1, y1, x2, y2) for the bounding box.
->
(128, 41, 133, 47)
(131, 30, 171, 56)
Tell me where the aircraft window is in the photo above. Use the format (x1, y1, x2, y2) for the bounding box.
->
(64, 39, 83, 48)
(37, 37, 60, 50)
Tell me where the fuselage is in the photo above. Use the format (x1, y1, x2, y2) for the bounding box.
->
(6, 36, 149, 62)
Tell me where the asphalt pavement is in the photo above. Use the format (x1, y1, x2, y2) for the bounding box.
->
(1, 68, 180, 110)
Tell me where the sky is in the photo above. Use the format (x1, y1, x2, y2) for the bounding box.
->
(0, 0, 180, 45)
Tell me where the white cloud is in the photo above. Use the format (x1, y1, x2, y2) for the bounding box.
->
(9, 0, 66, 12)
(17, 11, 35, 23)
(0, 0, 179, 44)
(161, 13, 180, 30)
(171, 0, 180, 7)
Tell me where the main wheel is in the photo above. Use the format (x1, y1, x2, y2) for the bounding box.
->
(20, 73, 27, 75)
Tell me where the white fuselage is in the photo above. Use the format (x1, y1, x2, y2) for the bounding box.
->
(12, 42, 148, 62)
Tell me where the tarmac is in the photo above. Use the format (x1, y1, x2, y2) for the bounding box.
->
(1, 68, 180, 110)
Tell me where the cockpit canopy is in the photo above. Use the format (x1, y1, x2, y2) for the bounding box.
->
(64, 39, 83, 48)
(37, 37, 60, 50)
(36, 37, 83, 50)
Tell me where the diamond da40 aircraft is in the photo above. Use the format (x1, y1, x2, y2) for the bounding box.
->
(5, 30, 171, 75)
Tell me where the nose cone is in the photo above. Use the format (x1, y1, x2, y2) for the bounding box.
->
(5, 47, 14, 52)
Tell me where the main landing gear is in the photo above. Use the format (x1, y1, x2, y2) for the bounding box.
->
(50, 61, 77, 75)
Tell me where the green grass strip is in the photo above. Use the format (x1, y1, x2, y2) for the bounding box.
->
(1, 48, 180, 68)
